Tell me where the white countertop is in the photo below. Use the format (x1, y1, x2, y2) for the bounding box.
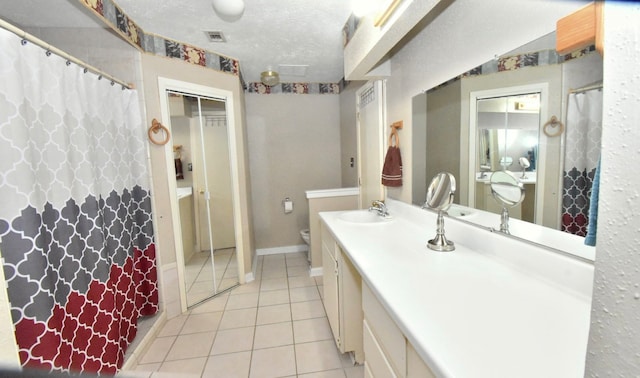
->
(320, 199, 594, 378)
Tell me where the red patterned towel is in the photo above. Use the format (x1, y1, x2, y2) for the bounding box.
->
(382, 146, 403, 187)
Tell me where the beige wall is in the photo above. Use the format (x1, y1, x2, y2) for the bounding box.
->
(140, 54, 254, 278)
(245, 94, 342, 250)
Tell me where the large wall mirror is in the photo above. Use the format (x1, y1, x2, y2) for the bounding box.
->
(412, 31, 603, 257)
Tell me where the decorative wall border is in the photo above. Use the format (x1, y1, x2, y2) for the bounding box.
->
(428, 45, 597, 93)
(77, 0, 342, 94)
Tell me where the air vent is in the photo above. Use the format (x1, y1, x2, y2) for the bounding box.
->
(204, 31, 226, 42)
(278, 64, 309, 77)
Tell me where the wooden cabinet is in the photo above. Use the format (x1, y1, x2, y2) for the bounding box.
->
(321, 222, 364, 363)
(362, 284, 436, 378)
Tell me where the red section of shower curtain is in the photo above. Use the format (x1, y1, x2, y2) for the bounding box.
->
(13, 245, 158, 374)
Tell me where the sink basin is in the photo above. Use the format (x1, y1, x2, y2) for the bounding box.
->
(338, 210, 393, 224)
(446, 204, 476, 218)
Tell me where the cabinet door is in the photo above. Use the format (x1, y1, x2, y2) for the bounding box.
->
(322, 245, 341, 349)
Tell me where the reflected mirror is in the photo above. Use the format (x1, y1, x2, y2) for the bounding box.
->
(490, 171, 525, 234)
(425, 172, 456, 252)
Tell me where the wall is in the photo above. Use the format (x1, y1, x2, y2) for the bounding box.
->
(586, 3, 640, 374)
(245, 94, 342, 251)
(339, 81, 366, 187)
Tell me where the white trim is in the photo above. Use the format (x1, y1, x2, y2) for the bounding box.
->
(309, 267, 323, 277)
(305, 187, 359, 199)
(256, 244, 309, 256)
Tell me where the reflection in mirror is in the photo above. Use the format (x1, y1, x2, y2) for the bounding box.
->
(411, 31, 603, 255)
(168, 92, 239, 307)
(490, 171, 525, 234)
(424, 173, 456, 252)
(474, 91, 540, 224)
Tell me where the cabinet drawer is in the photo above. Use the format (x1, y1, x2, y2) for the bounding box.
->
(363, 319, 397, 378)
(363, 284, 406, 376)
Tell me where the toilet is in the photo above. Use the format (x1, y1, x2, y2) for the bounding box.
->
(300, 229, 310, 246)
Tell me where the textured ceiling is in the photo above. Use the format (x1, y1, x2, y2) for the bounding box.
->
(115, 0, 354, 83)
(0, 0, 354, 84)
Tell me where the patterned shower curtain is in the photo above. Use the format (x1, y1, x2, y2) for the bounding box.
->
(0, 28, 158, 374)
(562, 89, 603, 236)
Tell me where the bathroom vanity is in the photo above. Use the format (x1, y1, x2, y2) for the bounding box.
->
(319, 198, 594, 377)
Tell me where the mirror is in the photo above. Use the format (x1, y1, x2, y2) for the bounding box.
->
(490, 171, 525, 234)
(167, 91, 239, 307)
(425, 172, 456, 252)
(425, 172, 456, 211)
(412, 31, 603, 256)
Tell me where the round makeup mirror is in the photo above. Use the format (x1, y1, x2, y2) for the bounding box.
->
(425, 172, 456, 252)
(425, 172, 456, 211)
(490, 171, 525, 207)
(490, 171, 525, 234)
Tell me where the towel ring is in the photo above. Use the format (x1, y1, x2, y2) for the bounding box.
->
(148, 118, 171, 145)
(543, 116, 564, 137)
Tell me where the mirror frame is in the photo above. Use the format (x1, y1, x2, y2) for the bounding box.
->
(468, 82, 550, 225)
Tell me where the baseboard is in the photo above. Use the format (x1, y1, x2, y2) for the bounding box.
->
(245, 256, 258, 283)
(309, 267, 323, 277)
(256, 244, 309, 256)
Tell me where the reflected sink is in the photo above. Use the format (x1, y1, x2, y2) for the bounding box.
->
(338, 210, 394, 224)
(446, 204, 476, 218)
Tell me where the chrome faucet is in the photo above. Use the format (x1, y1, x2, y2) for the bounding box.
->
(368, 200, 389, 217)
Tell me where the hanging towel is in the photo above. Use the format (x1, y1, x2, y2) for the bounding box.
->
(382, 146, 403, 187)
(584, 159, 600, 246)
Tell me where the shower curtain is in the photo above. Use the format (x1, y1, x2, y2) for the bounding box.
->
(562, 89, 603, 236)
(0, 28, 158, 374)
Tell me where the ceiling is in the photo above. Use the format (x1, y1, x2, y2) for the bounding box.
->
(0, 0, 355, 84)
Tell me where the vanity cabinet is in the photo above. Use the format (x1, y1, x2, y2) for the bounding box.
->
(321, 223, 364, 363)
(362, 284, 436, 378)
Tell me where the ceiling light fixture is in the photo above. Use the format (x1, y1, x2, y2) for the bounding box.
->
(260, 69, 280, 86)
(211, 0, 245, 22)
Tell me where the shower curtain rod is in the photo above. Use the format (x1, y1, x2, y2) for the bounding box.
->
(570, 82, 603, 94)
(0, 19, 132, 90)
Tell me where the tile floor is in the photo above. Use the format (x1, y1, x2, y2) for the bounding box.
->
(122, 252, 363, 378)
(185, 248, 239, 306)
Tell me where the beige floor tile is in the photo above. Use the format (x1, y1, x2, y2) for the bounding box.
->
(259, 289, 290, 306)
(133, 362, 161, 372)
(314, 276, 324, 286)
(225, 292, 259, 310)
(249, 345, 297, 378)
(287, 265, 309, 277)
(260, 277, 289, 292)
(295, 340, 343, 375)
(344, 365, 365, 378)
(285, 254, 309, 267)
(231, 280, 261, 294)
(256, 303, 292, 325)
(210, 326, 255, 355)
(291, 300, 326, 320)
(290, 286, 321, 303)
(156, 315, 188, 337)
(299, 369, 347, 378)
(318, 285, 325, 300)
(262, 267, 288, 279)
(293, 317, 333, 344)
(165, 332, 215, 361)
(288, 275, 317, 288)
(158, 356, 207, 376)
(180, 312, 223, 334)
(254, 321, 294, 349)
(218, 307, 257, 329)
(138, 336, 175, 364)
(203, 351, 252, 378)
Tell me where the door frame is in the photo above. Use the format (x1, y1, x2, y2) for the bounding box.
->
(158, 77, 244, 312)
